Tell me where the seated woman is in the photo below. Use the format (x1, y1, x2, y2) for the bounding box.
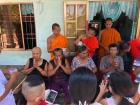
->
(69, 67, 104, 105)
(0, 68, 19, 105)
(72, 45, 97, 73)
(99, 71, 134, 105)
(47, 48, 71, 104)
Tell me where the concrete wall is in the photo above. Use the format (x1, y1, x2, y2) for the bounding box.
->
(0, 0, 64, 65)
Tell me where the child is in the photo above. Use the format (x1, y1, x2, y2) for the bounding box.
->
(22, 75, 47, 105)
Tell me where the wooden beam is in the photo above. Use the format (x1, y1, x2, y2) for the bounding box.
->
(136, 0, 140, 39)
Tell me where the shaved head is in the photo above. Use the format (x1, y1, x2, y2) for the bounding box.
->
(105, 18, 113, 28)
(22, 75, 45, 102)
(32, 47, 42, 60)
(32, 47, 42, 54)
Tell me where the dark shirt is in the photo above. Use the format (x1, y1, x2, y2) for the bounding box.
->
(50, 58, 69, 83)
(121, 52, 132, 73)
(28, 58, 47, 77)
(28, 58, 48, 88)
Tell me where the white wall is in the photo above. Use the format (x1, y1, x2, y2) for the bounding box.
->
(0, 0, 64, 65)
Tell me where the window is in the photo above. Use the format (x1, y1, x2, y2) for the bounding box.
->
(0, 3, 36, 50)
(64, 1, 88, 52)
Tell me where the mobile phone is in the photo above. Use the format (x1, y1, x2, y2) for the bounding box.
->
(103, 75, 109, 87)
(45, 89, 58, 104)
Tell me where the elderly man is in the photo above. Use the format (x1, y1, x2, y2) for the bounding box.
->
(23, 47, 48, 88)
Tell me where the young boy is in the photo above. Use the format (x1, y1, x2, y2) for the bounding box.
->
(22, 75, 47, 105)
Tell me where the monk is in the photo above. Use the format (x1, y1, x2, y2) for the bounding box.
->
(99, 18, 121, 59)
(47, 23, 68, 60)
(75, 27, 99, 58)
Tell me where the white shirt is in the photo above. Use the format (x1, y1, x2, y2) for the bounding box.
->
(106, 96, 134, 105)
(0, 70, 16, 105)
(91, 102, 102, 105)
(106, 97, 116, 105)
(78, 101, 102, 105)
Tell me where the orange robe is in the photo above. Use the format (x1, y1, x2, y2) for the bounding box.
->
(99, 28, 121, 59)
(50, 34, 68, 60)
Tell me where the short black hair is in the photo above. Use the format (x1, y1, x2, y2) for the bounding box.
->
(69, 67, 97, 104)
(105, 18, 113, 22)
(109, 71, 134, 105)
(119, 41, 130, 51)
(77, 45, 87, 53)
(109, 71, 134, 97)
(52, 23, 60, 30)
(53, 48, 63, 54)
(88, 27, 97, 35)
(108, 43, 118, 50)
(25, 75, 44, 87)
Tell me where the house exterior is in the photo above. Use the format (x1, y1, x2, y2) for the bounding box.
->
(0, 0, 139, 65)
(0, 0, 65, 65)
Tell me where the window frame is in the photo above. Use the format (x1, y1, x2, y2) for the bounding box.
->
(64, 0, 88, 53)
(0, 2, 37, 51)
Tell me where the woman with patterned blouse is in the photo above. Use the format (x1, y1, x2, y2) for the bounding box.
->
(72, 45, 97, 73)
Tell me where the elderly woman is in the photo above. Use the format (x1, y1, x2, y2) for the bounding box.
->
(72, 45, 97, 73)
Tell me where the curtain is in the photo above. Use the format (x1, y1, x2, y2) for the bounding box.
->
(21, 4, 33, 15)
(89, 1, 138, 21)
(101, 2, 122, 21)
(89, 0, 138, 39)
(127, 0, 138, 39)
(89, 2, 101, 21)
